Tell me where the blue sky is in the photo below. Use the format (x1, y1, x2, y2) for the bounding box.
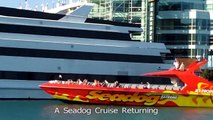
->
(0, 0, 69, 9)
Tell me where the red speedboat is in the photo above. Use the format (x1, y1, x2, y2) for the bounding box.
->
(39, 60, 213, 107)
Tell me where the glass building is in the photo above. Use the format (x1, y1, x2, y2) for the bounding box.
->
(206, 0, 213, 45)
(155, 0, 210, 61)
(87, 0, 151, 41)
(87, 0, 211, 61)
(206, 0, 213, 67)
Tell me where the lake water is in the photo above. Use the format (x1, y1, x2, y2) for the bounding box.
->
(0, 100, 212, 120)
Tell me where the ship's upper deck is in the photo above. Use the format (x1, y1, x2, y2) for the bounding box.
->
(0, 5, 142, 41)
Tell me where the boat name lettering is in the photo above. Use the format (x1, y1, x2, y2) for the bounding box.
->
(160, 95, 178, 99)
(195, 89, 213, 94)
(86, 91, 160, 105)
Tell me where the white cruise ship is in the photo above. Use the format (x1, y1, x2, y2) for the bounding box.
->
(0, 2, 172, 99)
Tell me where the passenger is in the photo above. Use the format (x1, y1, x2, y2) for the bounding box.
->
(57, 80, 62, 84)
(86, 81, 91, 86)
(101, 81, 105, 87)
(77, 79, 82, 85)
(146, 82, 151, 89)
(66, 79, 72, 84)
(173, 58, 180, 70)
(92, 79, 100, 86)
(70, 80, 74, 84)
(179, 62, 185, 71)
(101, 80, 109, 87)
(58, 75, 63, 80)
(54, 80, 58, 84)
(97, 80, 100, 86)
(92, 79, 97, 86)
(114, 81, 121, 88)
(82, 79, 88, 85)
(62, 81, 66, 84)
(143, 82, 150, 89)
(136, 82, 143, 89)
(140, 82, 144, 88)
(171, 78, 178, 87)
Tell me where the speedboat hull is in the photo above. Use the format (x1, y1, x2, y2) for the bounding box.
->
(40, 83, 213, 107)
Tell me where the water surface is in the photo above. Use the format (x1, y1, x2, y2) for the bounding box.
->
(0, 100, 212, 120)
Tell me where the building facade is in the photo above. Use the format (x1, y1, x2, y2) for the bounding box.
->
(206, 0, 213, 46)
(88, 0, 150, 41)
(88, 0, 211, 62)
(155, 0, 210, 61)
(206, 0, 213, 67)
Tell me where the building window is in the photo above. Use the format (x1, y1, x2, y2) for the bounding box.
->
(156, 34, 209, 45)
(158, 1, 205, 11)
(206, 4, 213, 10)
(157, 19, 209, 30)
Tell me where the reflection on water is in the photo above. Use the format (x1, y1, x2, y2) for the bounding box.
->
(0, 100, 212, 120)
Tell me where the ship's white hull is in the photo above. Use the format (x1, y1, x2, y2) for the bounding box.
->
(0, 6, 172, 99)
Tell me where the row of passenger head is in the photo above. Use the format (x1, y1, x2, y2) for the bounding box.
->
(49, 78, 153, 90)
(49, 79, 121, 88)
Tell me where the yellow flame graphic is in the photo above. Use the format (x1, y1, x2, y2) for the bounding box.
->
(73, 95, 89, 102)
(53, 92, 89, 102)
(52, 92, 71, 100)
